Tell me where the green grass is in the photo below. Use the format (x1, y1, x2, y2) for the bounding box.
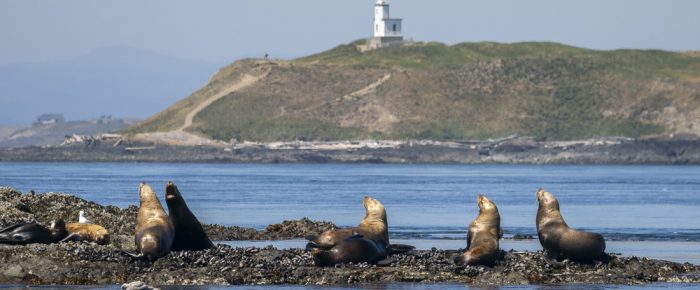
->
(126, 41, 700, 141)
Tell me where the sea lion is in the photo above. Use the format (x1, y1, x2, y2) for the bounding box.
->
(129, 182, 174, 260)
(0, 220, 67, 245)
(54, 223, 110, 245)
(306, 196, 389, 249)
(310, 235, 388, 267)
(306, 196, 413, 266)
(536, 188, 606, 263)
(454, 194, 503, 266)
(165, 181, 214, 251)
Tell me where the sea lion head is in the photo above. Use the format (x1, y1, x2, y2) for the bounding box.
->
(165, 181, 182, 202)
(477, 194, 498, 215)
(139, 182, 160, 204)
(363, 196, 387, 222)
(49, 219, 68, 241)
(536, 188, 560, 212)
(475, 194, 501, 237)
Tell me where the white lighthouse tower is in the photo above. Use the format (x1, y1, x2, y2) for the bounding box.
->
(367, 0, 404, 50)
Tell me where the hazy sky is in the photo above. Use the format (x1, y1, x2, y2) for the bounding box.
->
(1, 0, 699, 64)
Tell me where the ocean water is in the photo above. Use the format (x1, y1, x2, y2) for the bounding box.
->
(1, 163, 699, 266)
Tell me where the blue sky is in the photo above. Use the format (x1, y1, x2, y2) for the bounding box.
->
(1, 0, 699, 64)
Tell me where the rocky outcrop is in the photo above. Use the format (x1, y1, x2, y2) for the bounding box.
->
(0, 243, 697, 286)
(1, 187, 699, 286)
(0, 188, 336, 249)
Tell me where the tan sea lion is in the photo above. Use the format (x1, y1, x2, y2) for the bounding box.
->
(165, 181, 214, 251)
(128, 182, 174, 260)
(306, 196, 413, 266)
(306, 196, 389, 249)
(536, 188, 606, 263)
(57, 223, 110, 245)
(454, 194, 503, 266)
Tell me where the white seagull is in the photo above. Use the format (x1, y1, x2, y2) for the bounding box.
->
(78, 210, 91, 224)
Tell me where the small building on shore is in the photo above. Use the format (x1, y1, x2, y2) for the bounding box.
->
(360, 0, 407, 51)
(34, 114, 64, 126)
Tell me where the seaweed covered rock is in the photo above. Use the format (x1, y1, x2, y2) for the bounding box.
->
(0, 243, 698, 286)
(1, 187, 335, 245)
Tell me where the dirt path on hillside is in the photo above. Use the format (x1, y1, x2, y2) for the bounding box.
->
(340, 74, 391, 100)
(178, 68, 270, 132)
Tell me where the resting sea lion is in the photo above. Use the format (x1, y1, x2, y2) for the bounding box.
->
(454, 194, 503, 266)
(306, 196, 413, 266)
(54, 223, 110, 245)
(128, 182, 174, 260)
(536, 188, 606, 263)
(306, 196, 389, 249)
(310, 235, 388, 267)
(0, 220, 67, 245)
(165, 181, 214, 251)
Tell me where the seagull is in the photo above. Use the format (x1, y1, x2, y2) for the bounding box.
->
(78, 210, 91, 224)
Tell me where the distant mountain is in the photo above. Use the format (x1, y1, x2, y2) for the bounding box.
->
(0, 125, 25, 141)
(126, 41, 700, 141)
(0, 46, 222, 124)
(0, 117, 134, 148)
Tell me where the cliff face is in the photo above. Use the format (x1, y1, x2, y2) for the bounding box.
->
(126, 41, 700, 141)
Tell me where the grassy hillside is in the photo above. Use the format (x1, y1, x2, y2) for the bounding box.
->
(126, 41, 700, 141)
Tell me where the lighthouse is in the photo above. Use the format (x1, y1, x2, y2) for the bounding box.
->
(366, 0, 404, 50)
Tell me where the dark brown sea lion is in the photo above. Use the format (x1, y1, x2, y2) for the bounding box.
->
(306, 196, 389, 249)
(128, 182, 174, 260)
(165, 181, 214, 251)
(310, 235, 388, 267)
(536, 188, 606, 263)
(454, 194, 503, 266)
(56, 223, 110, 245)
(0, 220, 67, 245)
(306, 196, 413, 266)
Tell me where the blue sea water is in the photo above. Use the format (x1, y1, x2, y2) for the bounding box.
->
(1, 162, 699, 288)
(1, 163, 698, 239)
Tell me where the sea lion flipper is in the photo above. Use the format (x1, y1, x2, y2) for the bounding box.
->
(121, 250, 147, 260)
(386, 243, 415, 254)
(6, 233, 31, 243)
(59, 233, 79, 243)
(0, 223, 25, 233)
(345, 233, 364, 241)
(543, 250, 561, 263)
(304, 234, 318, 241)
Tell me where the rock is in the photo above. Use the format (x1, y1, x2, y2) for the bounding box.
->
(122, 281, 159, 290)
(1, 188, 699, 286)
(2, 264, 26, 279)
(512, 234, 534, 240)
(1, 187, 334, 242)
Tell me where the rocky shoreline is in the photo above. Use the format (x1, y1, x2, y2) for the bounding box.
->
(1, 135, 700, 164)
(1, 188, 699, 286)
